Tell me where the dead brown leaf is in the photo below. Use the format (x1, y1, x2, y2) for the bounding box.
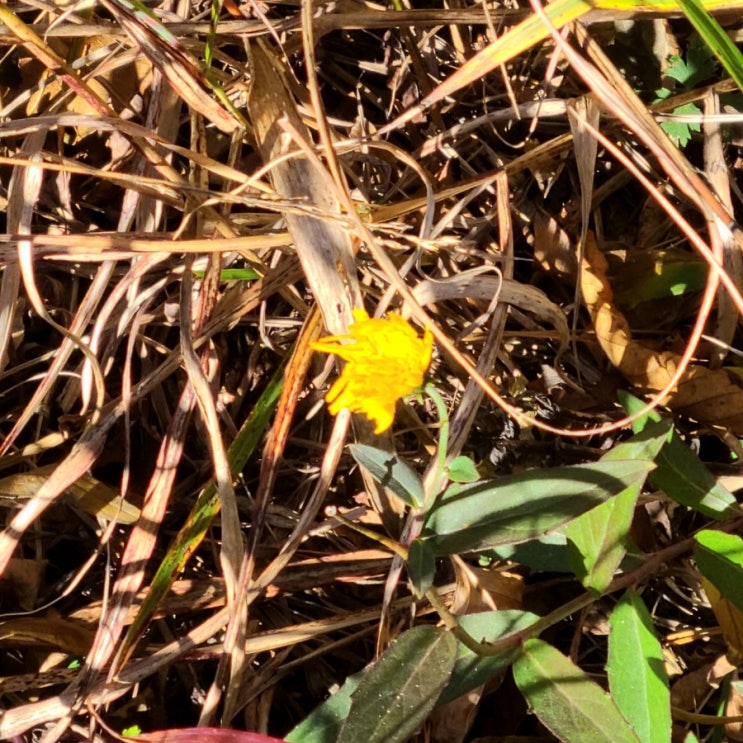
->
(0, 465, 140, 524)
(0, 610, 94, 655)
(450, 558, 524, 615)
(581, 231, 743, 434)
(0, 557, 47, 610)
(703, 577, 743, 665)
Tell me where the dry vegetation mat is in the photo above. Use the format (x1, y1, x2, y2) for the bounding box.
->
(0, 0, 743, 741)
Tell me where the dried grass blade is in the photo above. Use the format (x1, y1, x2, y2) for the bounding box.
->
(0, 467, 140, 524)
(219, 305, 323, 722)
(0, 5, 111, 117)
(86, 391, 196, 684)
(703, 90, 741, 368)
(98, 0, 247, 134)
(0, 415, 119, 578)
(117, 358, 286, 666)
(568, 21, 743, 312)
(378, 0, 741, 135)
(1, 246, 109, 456)
(83, 267, 228, 683)
(447, 173, 513, 458)
(179, 258, 244, 726)
(180, 257, 243, 605)
(247, 39, 360, 335)
(378, 0, 592, 134)
(0, 128, 44, 376)
(0, 585, 420, 739)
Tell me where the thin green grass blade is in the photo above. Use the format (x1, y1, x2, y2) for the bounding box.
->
(103, 0, 248, 131)
(675, 0, 743, 90)
(205, 0, 223, 70)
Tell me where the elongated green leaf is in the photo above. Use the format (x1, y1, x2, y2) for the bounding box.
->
(651, 431, 741, 519)
(348, 444, 424, 508)
(620, 391, 739, 519)
(694, 530, 743, 614)
(285, 675, 361, 743)
(676, 0, 743, 90)
(566, 422, 671, 591)
(438, 610, 539, 705)
(513, 639, 641, 743)
(424, 459, 654, 555)
(337, 625, 457, 743)
(192, 268, 260, 281)
(603, 420, 673, 464)
(607, 590, 671, 743)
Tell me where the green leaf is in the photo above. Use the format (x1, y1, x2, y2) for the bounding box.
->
(348, 444, 424, 508)
(607, 590, 671, 743)
(664, 45, 716, 88)
(423, 459, 654, 555)
(491, 532, 573, 573)
(566, 484, 639, 592)
(620, 392, 739, 520)
(438, 610, 539, 706)
(513, 639, 641, 743)
(408, 539, 435, 596)
(285, 675, 361, 743)
(660, 104, 702, 148)
(675, 2, 743, 91)
(193, 268, 260, 281)
(694, 530, 743, 614)
(446, 456, 480, 484)
(337, 625, 457, 743)
(566, 422, 671, 591)
(613, 250, 707, 307)
(603, 420, 672, 464)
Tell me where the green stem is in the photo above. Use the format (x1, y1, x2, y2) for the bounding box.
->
(422, 382, 449, 508)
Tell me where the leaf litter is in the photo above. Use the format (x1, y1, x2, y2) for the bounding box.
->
(0, 0, 741, 741)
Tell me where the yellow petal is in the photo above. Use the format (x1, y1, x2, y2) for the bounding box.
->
(311, 310, 434, 432)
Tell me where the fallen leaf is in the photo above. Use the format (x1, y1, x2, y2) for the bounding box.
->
(0, 611, 94, 655)
(0, 465, 140, 524)
(581, 232, 743, 434)
(702, 577, 743, 665)
(450, 559, 524, 615)
(0, 558, 47, 610)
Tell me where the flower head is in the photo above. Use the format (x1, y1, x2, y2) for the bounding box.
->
(311, 308, 434, 433)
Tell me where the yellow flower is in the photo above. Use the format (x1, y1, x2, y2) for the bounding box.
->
(311, 309, 434, 433)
